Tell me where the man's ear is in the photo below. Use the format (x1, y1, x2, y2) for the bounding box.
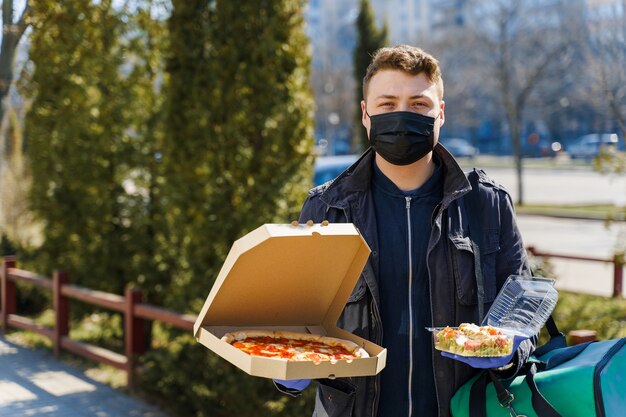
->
(361, 100, 368, 126)
(439, 100, 445, 127)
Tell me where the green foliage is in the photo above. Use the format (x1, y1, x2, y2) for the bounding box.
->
(0, 109, 40, 249)
(1, 233, 16, 255)
(23, 1, 170, 304)
(527, 254, 556, 280)
(159, 0, 215, 312)
(551, 291, 626, 342)
(117, 1, 171, 305)
(141, 2, 316, 414)
(139, 333, 315, 417)
(162, 0, 314, 312)
(592, 148, 626, 265)
(69, 311, 125, 354)
(353, 0, 387, 151)
(24, 0, 135, 294)
(14, 281, 50, 315)
(593, 148, 626, 175)
(21, 0, 315, 414)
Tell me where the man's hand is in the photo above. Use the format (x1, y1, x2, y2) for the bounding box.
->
(273, 379, 311, 394)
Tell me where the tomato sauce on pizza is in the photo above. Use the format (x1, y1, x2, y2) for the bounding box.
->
(222, 330, 369, 364)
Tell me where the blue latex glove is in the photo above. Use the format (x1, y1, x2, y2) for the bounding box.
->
(440, 334, 529, 369)
(274, 379, 312, 391)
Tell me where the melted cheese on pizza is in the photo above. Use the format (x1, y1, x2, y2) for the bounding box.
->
(231, 336, 359, 364)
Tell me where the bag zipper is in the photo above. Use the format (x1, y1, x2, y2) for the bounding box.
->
(593, 337, 626, 417)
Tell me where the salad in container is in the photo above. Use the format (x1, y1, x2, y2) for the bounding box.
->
(428, 276, 559, 366)
(432, 323, 515, 357)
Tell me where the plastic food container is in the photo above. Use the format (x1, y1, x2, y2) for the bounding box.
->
(482, 275, 558, 337)
(429, 275, 558, 358)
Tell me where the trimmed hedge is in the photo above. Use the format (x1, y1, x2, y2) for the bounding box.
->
(138, 333, 315, 417)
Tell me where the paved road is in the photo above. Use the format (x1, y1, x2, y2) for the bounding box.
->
(516, 214, 625, 297)
(464, 164, 626, 297)
(485, 168, 626, 206)
(0, 335, 167, 417)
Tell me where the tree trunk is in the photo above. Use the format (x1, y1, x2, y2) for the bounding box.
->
(0, 0, 29, 127)
(510, 115, 524, 206)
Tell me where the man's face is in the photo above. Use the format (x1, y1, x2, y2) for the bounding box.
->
(361, 70, 445, 144)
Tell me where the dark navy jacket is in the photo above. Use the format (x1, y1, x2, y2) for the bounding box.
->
(298, 145, 532, 417)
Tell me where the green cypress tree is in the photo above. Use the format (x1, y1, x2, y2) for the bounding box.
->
(0, 107, 41, 250)
(122, 1, 169, 305)
(24, 0, 133, 292)
(162, 0, 314, 311)
(353, 0, 387, 151)
(160, 0, 215, 311)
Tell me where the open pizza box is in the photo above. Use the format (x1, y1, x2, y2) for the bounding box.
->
(193, 222, 387, 380)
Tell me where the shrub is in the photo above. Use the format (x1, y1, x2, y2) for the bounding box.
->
(138, 333, 315, 417)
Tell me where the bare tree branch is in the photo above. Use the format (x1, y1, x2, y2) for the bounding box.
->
(14, 0, 30, 42)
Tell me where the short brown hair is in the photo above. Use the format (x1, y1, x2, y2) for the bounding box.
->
(362, 44, 444, 100)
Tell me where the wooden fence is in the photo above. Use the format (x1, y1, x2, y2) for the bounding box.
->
(0, 256, 196, 389)
(2, 249, 622, 388)
(527, 246, 624, 298)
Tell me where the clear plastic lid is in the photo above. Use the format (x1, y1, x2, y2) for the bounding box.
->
(482, 275, 558, 337)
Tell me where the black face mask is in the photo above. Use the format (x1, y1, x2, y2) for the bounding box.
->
(367, 110, 438, 166)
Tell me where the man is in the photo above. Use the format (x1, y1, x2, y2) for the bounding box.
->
(278, 45, 532, 417)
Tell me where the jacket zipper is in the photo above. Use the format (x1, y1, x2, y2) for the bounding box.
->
(405, 196, 414, 417)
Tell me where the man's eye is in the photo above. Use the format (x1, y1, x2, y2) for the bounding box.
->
(380, 102, 394, 107)
(412, 102, 427, 107)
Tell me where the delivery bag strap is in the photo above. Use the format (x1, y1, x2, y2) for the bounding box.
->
(469, 370, 514, 416)
(465, 169, 485, 323)
(469, 368, 562, 417)
(468, 317, 565, 417)
(525, 362, 562, 417)
(533, 316, 567, 357)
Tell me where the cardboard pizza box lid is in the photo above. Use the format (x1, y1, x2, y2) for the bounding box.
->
(193, 222, 387, 379)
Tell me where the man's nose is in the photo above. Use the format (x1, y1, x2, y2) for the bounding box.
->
(397, 102, 410, 112)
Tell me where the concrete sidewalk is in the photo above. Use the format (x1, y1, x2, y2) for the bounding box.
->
(0, 335, 167, 417)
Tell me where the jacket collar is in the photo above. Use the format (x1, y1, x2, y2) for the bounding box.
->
(319, 144, 472, 209)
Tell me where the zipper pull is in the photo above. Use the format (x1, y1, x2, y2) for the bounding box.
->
(405, 196, 411, 209)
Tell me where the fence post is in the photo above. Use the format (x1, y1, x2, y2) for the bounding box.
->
(569, 329, 597, 345)
(125, 287, 146, 390)
(1, 256, 17, 331)
(53, 270, 70, 357)
(613, 256, 623, 298)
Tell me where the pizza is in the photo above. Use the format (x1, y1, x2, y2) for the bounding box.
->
(221, 330, 369, 365)
(433, 323, 513, 357)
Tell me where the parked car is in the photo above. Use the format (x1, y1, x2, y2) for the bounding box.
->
(313, 154, 358, 186)
(440, 138, 478, 158)
(567, 133, 621, 160)
(523, 138, 563, 158)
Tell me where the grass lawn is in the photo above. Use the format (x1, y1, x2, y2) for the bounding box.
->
(516, 203, 625, 221)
